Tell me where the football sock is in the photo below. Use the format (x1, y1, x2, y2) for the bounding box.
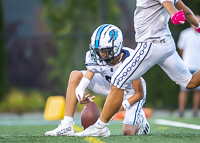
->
(94, 118, 109, 128)
(62, 116, 73, 125)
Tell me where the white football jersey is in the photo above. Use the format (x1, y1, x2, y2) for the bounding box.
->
(85, 46, 147, 98)
(85, 47, 134, 83)
(134, 0, 179, 42)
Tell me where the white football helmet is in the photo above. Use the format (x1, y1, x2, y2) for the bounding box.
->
(89, 24, 123, 65)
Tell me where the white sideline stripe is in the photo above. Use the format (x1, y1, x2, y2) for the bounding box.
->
(154, 119, 200, 130)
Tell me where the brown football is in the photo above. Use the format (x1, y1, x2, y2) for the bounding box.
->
(81, 102, 100, 130)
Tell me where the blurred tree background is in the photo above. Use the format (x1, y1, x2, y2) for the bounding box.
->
(39, 0, 121, 94)
(0, 0, 199, 113)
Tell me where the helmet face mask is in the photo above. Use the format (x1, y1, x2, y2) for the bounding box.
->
(90, 24, 123, 65)
(90, 46, 114, 65)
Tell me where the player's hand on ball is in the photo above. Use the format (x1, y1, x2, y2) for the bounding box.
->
(78, 93, 95, 104)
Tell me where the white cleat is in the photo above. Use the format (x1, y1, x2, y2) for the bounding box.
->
(138, 109, 150, 135)
(74, 125, 111, 137)
(45, 121, 74, 136)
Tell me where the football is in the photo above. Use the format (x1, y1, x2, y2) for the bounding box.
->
(81, 102, 100, 130)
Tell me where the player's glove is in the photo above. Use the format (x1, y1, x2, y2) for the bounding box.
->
(195, 23, 200, 33)
(171, 10, 185, 25)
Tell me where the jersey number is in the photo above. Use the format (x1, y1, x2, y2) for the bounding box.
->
(105, 75, 111, 83)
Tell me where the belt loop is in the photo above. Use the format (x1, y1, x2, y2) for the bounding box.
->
(160, 39, 165, 43)
(148, 35, 171, 44)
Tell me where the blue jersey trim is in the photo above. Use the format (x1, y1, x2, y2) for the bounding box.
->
(121, 49, 130, 62)
(133, 101, 140, 125)
(120, 43, 152, 88)
(85, 63, 97, 66)
(112, 44, 143, 85)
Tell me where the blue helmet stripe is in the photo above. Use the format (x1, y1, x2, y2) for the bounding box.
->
(95, 24, 109, 48)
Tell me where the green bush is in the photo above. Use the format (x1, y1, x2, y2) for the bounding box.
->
(0, 88, 46, 115)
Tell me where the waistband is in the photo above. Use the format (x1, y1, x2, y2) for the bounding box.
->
(145, 35, 171, 44)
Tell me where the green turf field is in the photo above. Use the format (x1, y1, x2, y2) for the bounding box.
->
(0, 113, 200, 143)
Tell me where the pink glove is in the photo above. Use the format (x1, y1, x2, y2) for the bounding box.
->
(195, 24, 200, 33)
(171, 10, 185, 25)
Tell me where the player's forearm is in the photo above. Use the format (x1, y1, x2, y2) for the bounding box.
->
(175, 0, 199, 27)
(75, 77, 91, 101)
(184, 12, 199, 27)
(128, 93, 144, 106)
(122, 93, 144, 110)
(84, 69, 95, 80)
(75, 70, 95, 101)
(162, 1, 178, 17)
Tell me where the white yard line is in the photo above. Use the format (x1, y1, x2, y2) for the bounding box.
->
(154, 119, 200, 130)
